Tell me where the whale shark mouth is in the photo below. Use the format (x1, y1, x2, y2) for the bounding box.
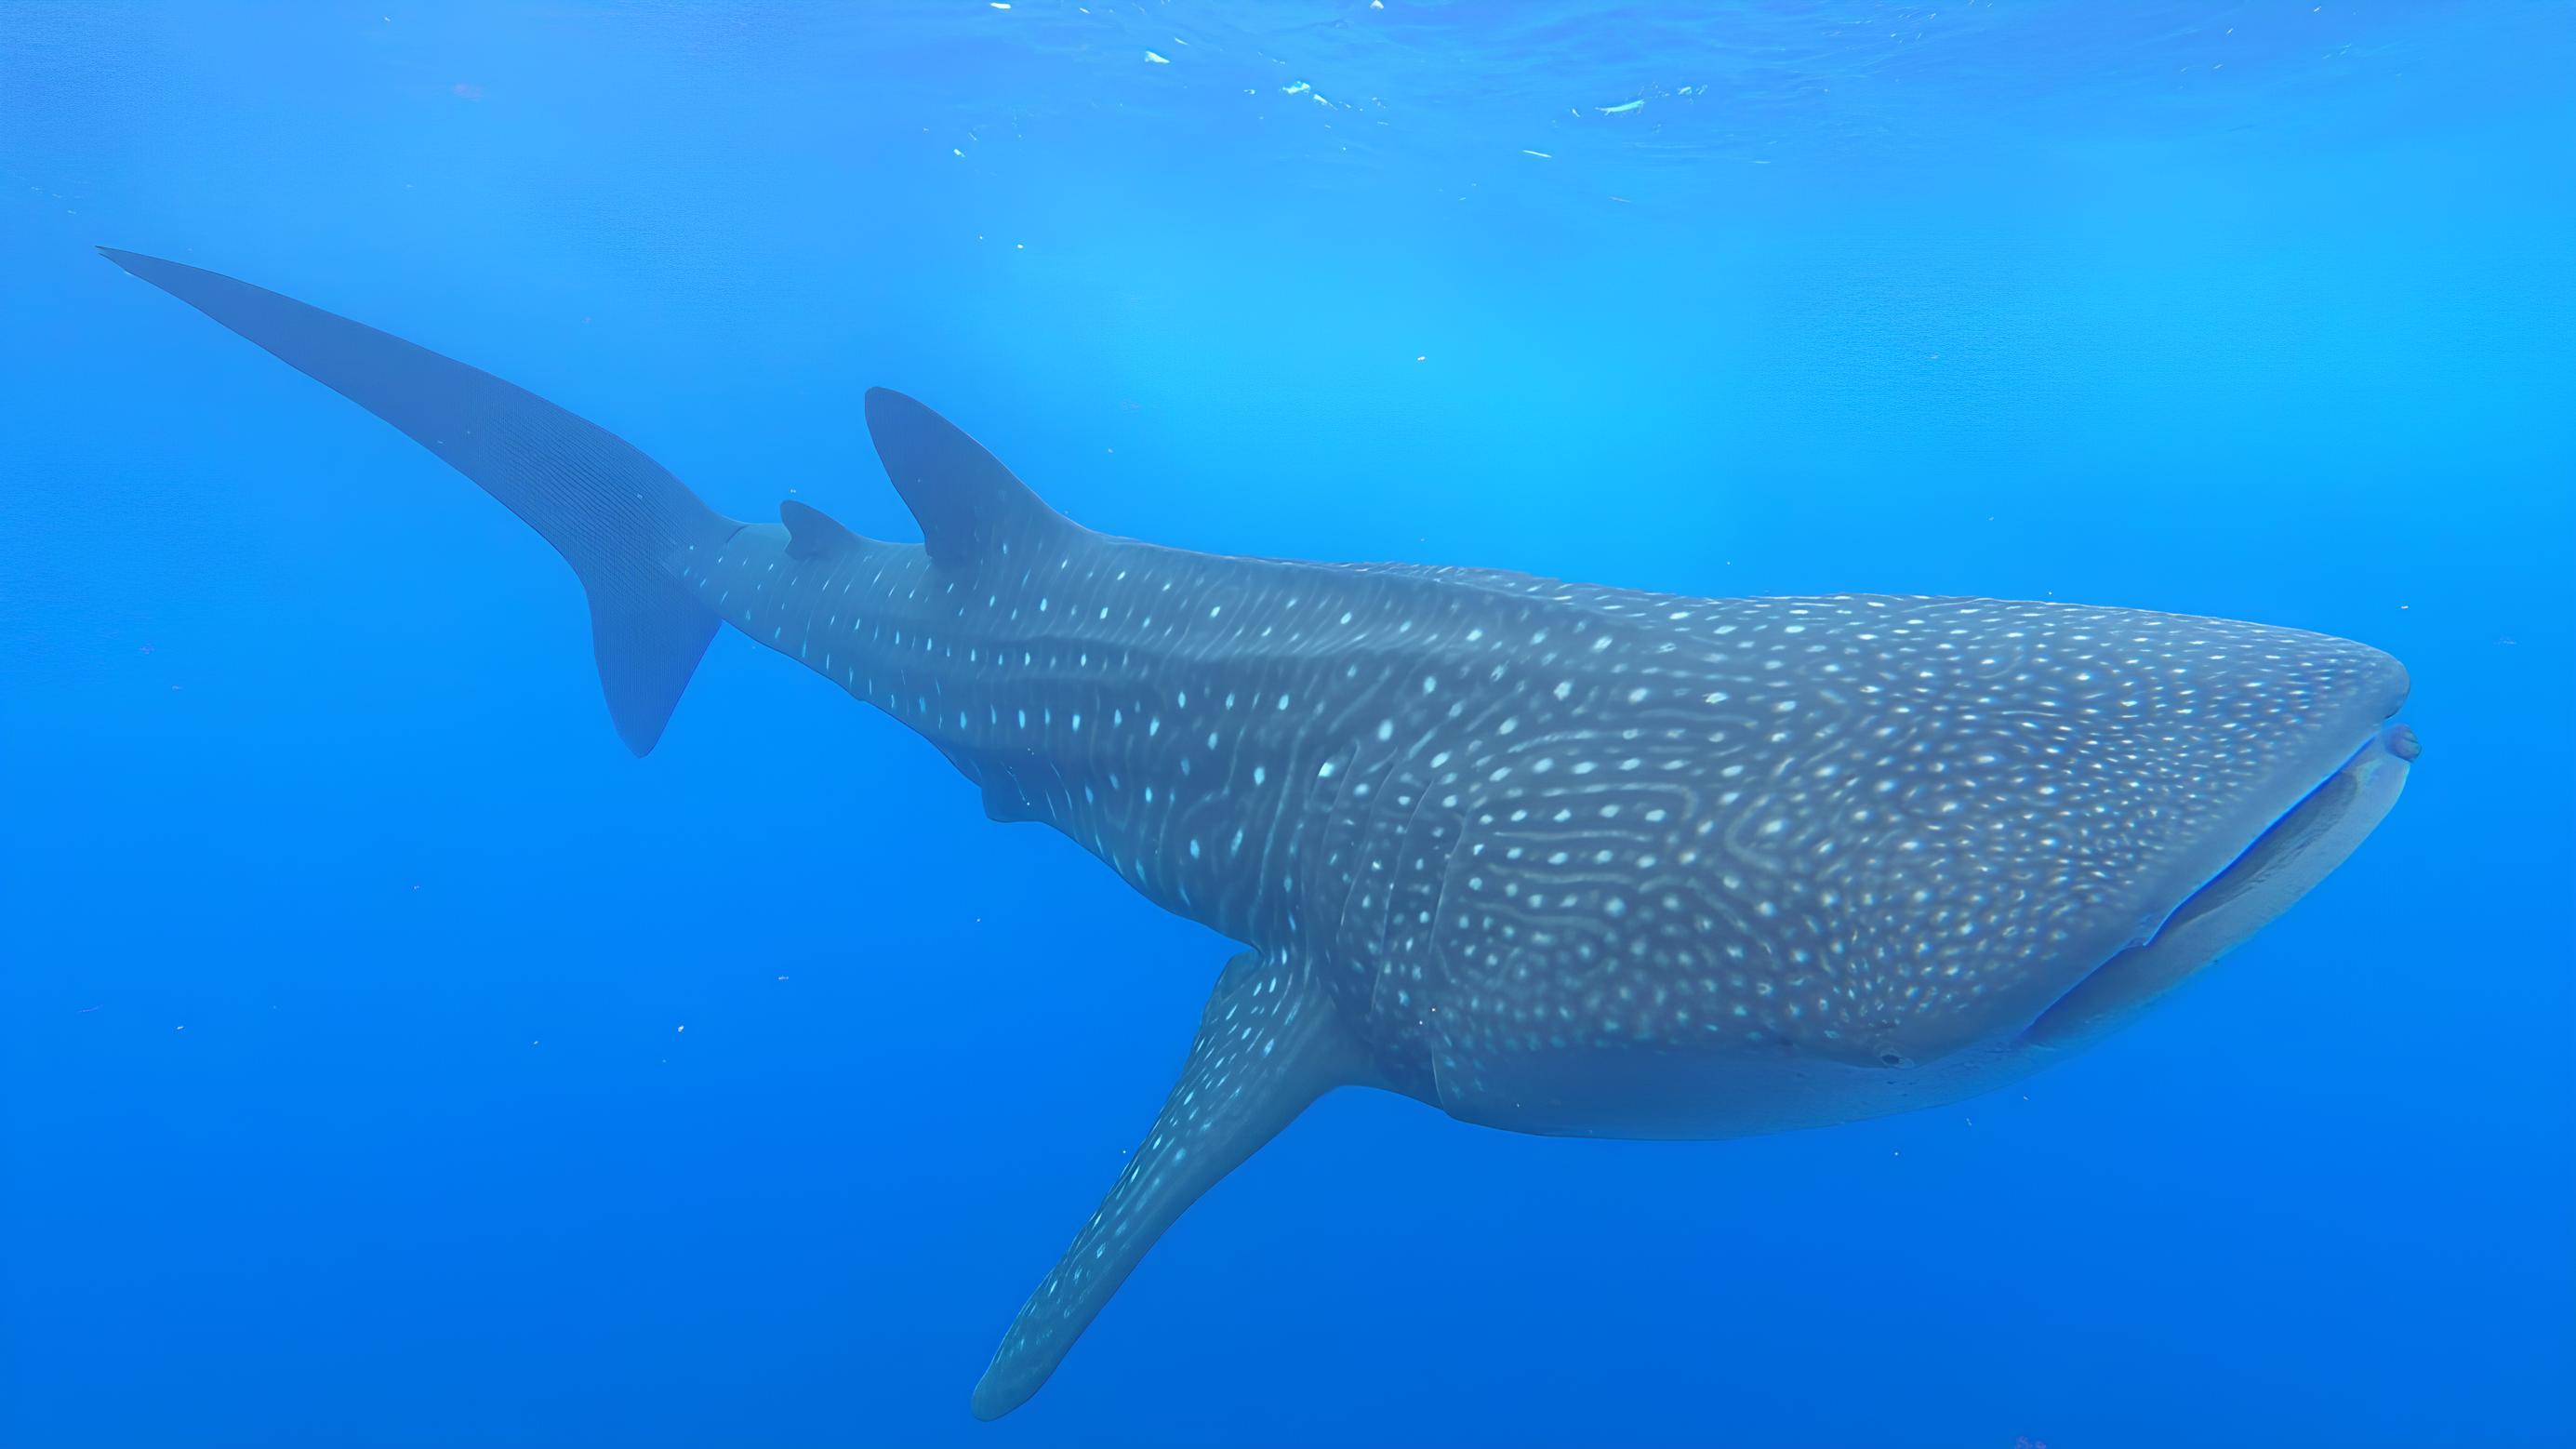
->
(2023, 720, 2418, 1049)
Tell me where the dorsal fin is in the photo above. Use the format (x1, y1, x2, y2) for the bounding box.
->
(863, 387, 1077, 567)
(778, 499, 865, 561)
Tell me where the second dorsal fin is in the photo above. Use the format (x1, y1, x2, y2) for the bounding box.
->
(863, 387, 1078, 567)
(778, 499, 864, 561)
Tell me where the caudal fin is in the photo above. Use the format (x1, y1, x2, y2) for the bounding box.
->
(100, 247, 741, 754)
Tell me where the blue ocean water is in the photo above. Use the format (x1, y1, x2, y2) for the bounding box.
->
(4, 4, 2570, 1445)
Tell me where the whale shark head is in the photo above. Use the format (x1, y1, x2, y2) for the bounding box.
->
(1406, 597, 2416, 1137)
(1816, 609, 2417, 1064)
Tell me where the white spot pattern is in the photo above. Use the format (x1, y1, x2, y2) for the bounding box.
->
(692, 525, 2408, 1108)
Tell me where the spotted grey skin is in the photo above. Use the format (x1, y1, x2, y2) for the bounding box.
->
(103, 248, 2415, 1421)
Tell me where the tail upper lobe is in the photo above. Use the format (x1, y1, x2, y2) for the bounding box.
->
(100, 247, 740, 754)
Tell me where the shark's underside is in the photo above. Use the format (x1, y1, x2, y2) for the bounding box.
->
(102, 248, 2415, 1419)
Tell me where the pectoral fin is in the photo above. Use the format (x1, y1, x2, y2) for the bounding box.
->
(972, 949, 1365, 1419)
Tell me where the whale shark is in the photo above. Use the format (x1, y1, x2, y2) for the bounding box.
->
(102, 247, 2416, 1418)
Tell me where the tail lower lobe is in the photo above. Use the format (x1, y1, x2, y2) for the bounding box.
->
(100, 247, 740, 754)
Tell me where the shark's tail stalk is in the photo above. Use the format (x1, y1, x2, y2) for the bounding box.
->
(97, 247, 742, 754)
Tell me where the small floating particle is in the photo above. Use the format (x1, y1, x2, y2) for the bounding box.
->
(1596, 99, 1644, 115)
(1282, 82, 1310, 95)
(1144, 49, 1169, 63)
(1521, 149, 1552, 158)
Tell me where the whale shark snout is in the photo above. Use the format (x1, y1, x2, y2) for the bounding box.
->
(2023, 699, 2415, 1053)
